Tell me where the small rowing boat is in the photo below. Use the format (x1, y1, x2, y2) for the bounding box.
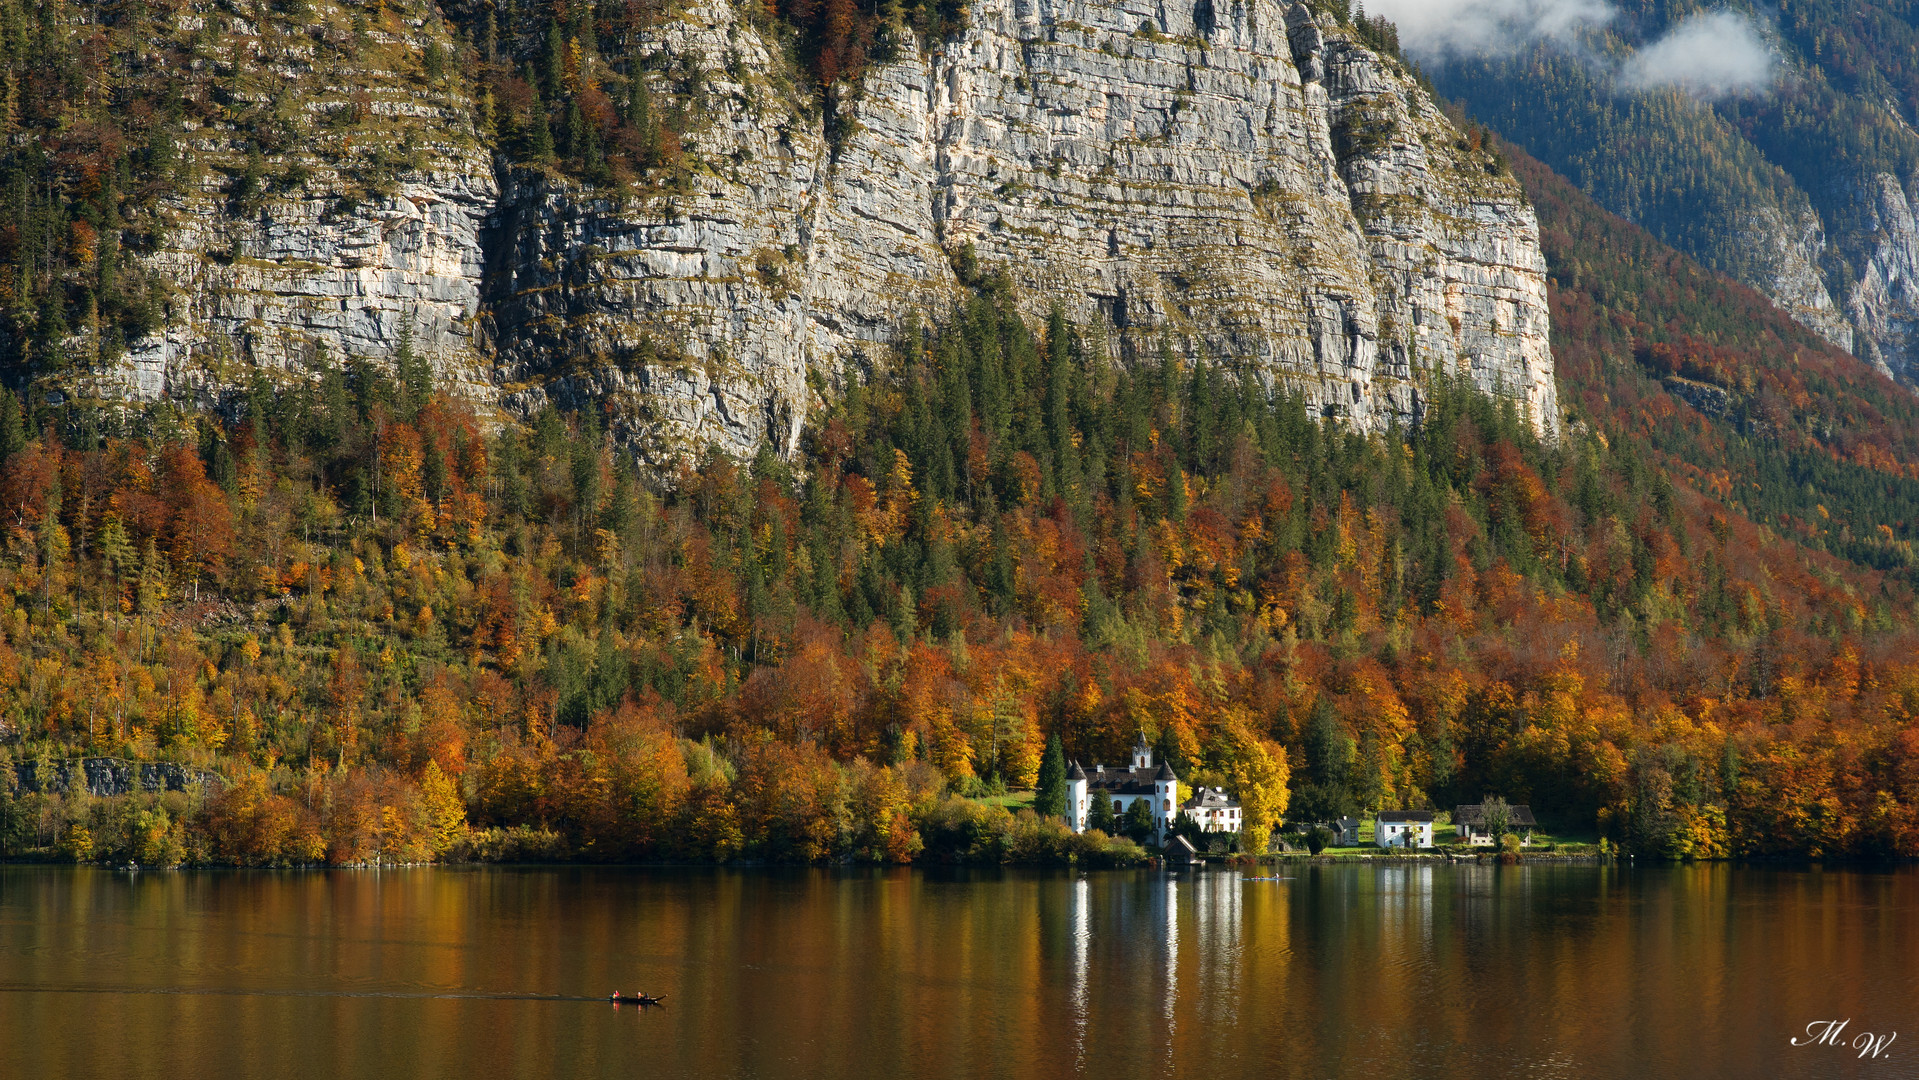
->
(608, 992, 667, 1006)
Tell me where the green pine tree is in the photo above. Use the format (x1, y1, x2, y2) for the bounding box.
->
(542, 21, 565, 101)
(528, 88, 556, 163)
(1034, 734, 1067, 818)
(0, 388, 23, 460)
(393, 320, 429, 420)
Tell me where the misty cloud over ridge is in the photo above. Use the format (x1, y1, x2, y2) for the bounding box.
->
(1363, 0, 1612, 59)
(1365, 0, 1779, 100)
(1616, 12, 1775, 99)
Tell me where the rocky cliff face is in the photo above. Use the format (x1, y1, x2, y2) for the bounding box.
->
(65, 1, 498, 408)
(72, 0, 1559, 459)
(1839, 172, 1919, 385)
(1743, 206, 1854, 356)
(9, 758, 225, 798)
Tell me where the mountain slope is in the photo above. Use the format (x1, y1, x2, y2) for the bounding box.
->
(1502, 133, 1919, 580)
(1413, 0, 1919, 390)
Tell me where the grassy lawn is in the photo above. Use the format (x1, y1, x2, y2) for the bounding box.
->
(970, 790, 1036, 812)
(1529, 819, 1602, 846)
(1283, 816, 1603, 855)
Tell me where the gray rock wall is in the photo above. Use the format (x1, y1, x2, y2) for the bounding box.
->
(488, 0, 1559, 457)
(1842, 172, 1919, 386)
(10, 759, 226, 799)
(1741, 205, 1854, 356)
(67, 0, 498, 409)
(82, 0, 1561, 460)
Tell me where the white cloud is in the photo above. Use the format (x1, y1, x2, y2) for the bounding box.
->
(1364, 0, 1614, 60)
(1617, 11, 1777, 99)
(1365, 1, 1778, 101)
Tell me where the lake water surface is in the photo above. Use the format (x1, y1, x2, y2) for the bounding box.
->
(1, 862, 1915, 1079)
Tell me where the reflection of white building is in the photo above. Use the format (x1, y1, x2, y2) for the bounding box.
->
(1180, 787, 1243, 833)
(1070, 876, 1089, 1070)
(1066, 734, 1178, 840)
(1375, 811, 1435, 848)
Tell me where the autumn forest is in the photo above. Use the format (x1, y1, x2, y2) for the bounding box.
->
(3, 0, 1919, 869)
(4, 202, 1919, 866)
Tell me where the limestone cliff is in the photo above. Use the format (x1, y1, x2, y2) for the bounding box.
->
(488, 0, 1559, 457)
(61, 0, 498, 407)
(1741, 206, 1854, 357)
(62, 0, 1560, 459)
(1838, 172, 1919, 385)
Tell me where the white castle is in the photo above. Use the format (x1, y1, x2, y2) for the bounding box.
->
(1066, 734, 1180, 841)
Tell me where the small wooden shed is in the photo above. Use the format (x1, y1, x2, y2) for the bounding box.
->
(1167, 834, 1203, 867)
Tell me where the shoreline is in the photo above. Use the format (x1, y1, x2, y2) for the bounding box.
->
(5, 852, 1912, 871)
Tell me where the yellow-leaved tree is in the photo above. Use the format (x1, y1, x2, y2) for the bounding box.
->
(419, 761, 468, 859)
(1214, 710, 1290, 857)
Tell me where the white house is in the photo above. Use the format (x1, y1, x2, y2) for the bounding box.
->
(1180, 786, 1242, 833)
(1375, 811, 1435, 849)
(1454, 803, 1538, 846)
(1066, 734, 1179, 841)
(1334, 816, 1361, 846)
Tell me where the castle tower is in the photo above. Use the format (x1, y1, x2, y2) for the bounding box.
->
(1066, 761, 1088, 834)
(1132, 732, 1153, 770)
(1155, 760, 1179, 840)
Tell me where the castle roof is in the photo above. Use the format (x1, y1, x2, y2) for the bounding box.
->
(1084, 762, 1168, 795)
(1066, 760, 1087, 781)
(1155, 761, 1177, 781)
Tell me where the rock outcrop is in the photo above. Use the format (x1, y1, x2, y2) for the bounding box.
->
(488, 0, 1558, 456)
(67, 1, 498, 408)
(1743, 206, 1854, 356)
(1840, 172, 1919, 385)
(72, 0, 1561, 459)
(10, 758, 226, 798)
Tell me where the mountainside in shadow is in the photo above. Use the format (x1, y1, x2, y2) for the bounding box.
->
(1408, 0, 1919, 393)
(1500, 131, 1919, 580)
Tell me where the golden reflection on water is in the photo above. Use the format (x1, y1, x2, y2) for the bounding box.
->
(1, 863, 1915, 1079)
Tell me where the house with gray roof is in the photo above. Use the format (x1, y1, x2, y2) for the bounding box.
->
(1180, 786, 1243, 834)
(1454, 803, 1538, 846)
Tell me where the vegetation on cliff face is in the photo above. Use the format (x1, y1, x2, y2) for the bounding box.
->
(0, 0, 490, 374)
(4, 241, 1919, 864)
(0, 0, 947, 380)
(462, 0, 975, 189)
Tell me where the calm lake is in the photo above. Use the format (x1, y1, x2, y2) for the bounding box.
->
(0, 862, 1914, 1079)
